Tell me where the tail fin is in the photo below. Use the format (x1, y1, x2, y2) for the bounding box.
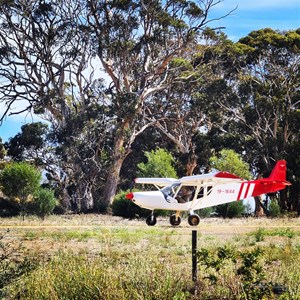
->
(268, 160, 287, 181)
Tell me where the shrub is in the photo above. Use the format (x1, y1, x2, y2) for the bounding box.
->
(32, 188, 58, 220)
(0, 162, 41, 218)
(215, 201, 245, 218)
(268, 198, 281, 217)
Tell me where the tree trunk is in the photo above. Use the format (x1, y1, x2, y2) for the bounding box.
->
(254, 196, 265, 217)
(279, 189, 289, 211)
(101, 125, 131, 211)
(290, 182, 300, 214)
(186, 153, 198, 176)
(101, 157, 125, 212)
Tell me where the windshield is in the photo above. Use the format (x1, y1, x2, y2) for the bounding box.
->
(161, 183, 180, 198)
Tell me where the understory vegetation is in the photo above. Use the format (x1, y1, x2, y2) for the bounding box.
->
(1, 216, 300, 299)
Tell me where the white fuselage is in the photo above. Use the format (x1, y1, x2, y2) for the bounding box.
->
(131, 180, 255, 212)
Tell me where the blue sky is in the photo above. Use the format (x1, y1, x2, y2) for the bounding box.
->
(0, 0, 299, 142)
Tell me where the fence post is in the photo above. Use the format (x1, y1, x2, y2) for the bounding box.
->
(192, 230, 197, 282)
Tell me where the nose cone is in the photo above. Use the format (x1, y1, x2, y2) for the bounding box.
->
(125, 192, 134, 200)
(128, 191, 166, 210)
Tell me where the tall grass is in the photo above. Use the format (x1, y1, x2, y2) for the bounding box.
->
(7, 252, 190, 300)
(2, 216, 300, 299)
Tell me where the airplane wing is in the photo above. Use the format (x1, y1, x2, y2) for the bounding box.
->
(179, 171, 243, 185)
(135, 178, 179, 187)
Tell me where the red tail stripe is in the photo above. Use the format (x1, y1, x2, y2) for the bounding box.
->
(237, 183, 244, 201)
(244, 183, 251, 199)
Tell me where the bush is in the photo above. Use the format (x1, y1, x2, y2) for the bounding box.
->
(268, 199, 281, 217)
(215, 201, 245, 218)
(32, 188, 58, 220)
(0, 162, 41, 218)
(0, 197, 19, 217)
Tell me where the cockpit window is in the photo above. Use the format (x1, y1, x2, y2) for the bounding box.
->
(161, 183, 180, 199)
(197, 185, 213, 199)
(176, 186, 196, 203)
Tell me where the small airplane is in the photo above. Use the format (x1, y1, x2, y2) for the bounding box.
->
(126, 160, 291, 226)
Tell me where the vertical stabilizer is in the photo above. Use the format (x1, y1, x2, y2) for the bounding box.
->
(268, 160, 287, 181)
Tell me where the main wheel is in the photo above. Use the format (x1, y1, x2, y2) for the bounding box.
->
(170, 214, 181, 226)
(188, 214, 200, 226)
(146, 214, 157, 226)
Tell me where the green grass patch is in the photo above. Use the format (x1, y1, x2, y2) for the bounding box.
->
(249, 227, 298, 242)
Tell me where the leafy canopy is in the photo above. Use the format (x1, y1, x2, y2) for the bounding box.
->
(210, 149, 251, 179)
(0, 162, 41, 203)
(137, 148, 177, 178)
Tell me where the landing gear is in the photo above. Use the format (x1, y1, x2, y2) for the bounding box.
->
(170, 213, 181, 226)
(188, 214, 200, 226)
(146, 213, 157, 226)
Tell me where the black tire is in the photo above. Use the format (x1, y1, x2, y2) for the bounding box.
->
(188, 214, 200, 226)
(170, 214, 181, 226)
(146, 214, 157, 226)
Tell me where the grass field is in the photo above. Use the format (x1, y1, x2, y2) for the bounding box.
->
(1, 215, 300, 299)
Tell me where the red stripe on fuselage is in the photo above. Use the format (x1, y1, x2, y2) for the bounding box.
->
(244, 183, 251, 199)
(237, 183, 244, 201)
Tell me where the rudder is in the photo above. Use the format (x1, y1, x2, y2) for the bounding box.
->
(268, 160, 287, 181)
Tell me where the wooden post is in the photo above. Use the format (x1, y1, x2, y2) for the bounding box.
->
(192, 230, 197, 282)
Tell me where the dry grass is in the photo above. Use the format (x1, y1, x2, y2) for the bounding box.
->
(1, 215, 300, 299)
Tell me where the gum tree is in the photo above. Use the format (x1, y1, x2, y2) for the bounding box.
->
(0, 0, 233, 211)
(87, 0, 233, 208)
(217, 29, 300, 213)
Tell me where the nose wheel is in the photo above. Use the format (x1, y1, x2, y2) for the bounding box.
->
(188, 214, 200, 226)
(170, 214, 181, 226)
(146, 213, 157, 226)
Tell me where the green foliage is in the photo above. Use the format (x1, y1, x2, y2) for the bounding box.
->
(5, 122, 48, 164)
(209, 149, 250, 218)
(197, 207, 214, 218)
(215, 201, 245, 218)
(209, 149, 251, 179)
(0, 138, 6, 160)
(0, 162, 42, 217)
(250, 228, 297, 242)
(197, 246, 274, 299)
(137, 148, 177, 178)
(32, 188, 57, 220)
(268, 198, 281, 217)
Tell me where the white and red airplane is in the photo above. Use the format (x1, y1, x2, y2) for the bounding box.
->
(126, 160, 291, 226)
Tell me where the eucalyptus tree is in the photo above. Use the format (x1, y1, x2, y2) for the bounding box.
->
(5, 122, 49, 163)
(0, 0, 110, 211)
(215, 28, 300, 213)
(86, 0, 234, 206)
(0, 0, 233, 211)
